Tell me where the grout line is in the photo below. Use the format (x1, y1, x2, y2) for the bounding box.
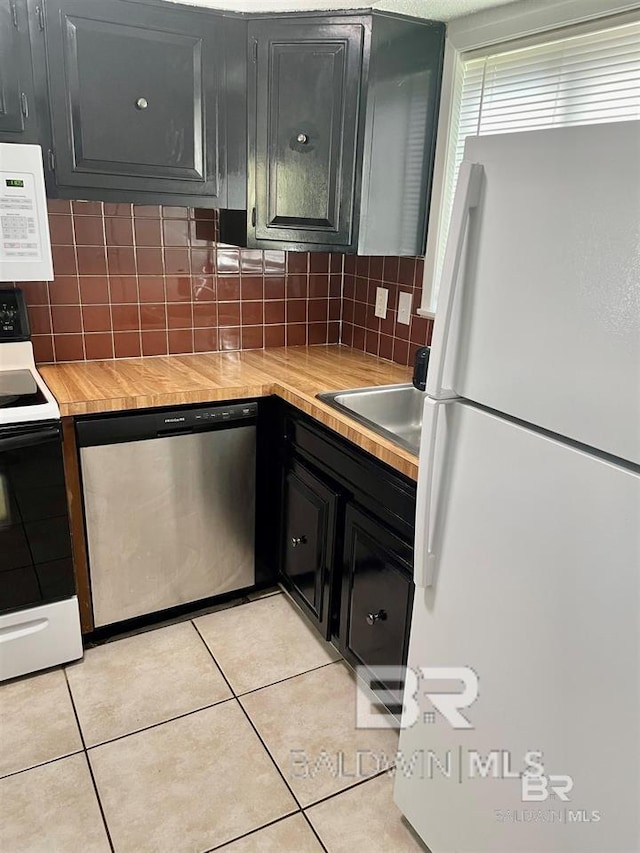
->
(0, 749, 85, 782)
(234, 659, 341, 700)
(205, 810, 304, 852)
(300, 808, 329, 852)
(62, 669, 116, 853)
(191, 620, 305, 812)
(80, 695, 235, 752)
(302, 764, 395, 811)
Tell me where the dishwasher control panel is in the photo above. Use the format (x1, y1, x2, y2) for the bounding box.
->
(77, 401, 259, 447)
(162, 402, 258, 428)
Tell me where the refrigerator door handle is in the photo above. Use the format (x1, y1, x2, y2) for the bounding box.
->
(426, 161, 484, 400)
(415, 397, 455, 588)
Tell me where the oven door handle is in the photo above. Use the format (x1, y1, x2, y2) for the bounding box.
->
(0, 425, 60, 453)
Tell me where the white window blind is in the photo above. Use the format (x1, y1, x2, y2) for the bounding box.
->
(428, 19, 640, 309)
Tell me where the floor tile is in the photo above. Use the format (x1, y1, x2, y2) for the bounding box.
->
(0, 753, 110, 852)
(307, 772, 427, 852)
(194, 594, 340, 694)
(240, 663, 398, 806)
(0, 668, 82, 777)
(221, 814, 323, 852)
(66, 621, 232, 746)
(89, 700, 297, 853)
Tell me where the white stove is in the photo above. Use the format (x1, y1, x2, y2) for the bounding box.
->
(0, 287, 82, 682)
(0, 343, 60, 425)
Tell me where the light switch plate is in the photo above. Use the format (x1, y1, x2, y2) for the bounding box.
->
(374, 286, 388, 319)
(397, 291, 412, 325)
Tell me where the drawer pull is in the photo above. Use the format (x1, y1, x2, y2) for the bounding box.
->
(291, 535, 307, 548)
(366, 609, 387, 626)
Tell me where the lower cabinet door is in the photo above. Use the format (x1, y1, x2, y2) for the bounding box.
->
(281, 459, 339, 638)
(339, 502, 414, 687)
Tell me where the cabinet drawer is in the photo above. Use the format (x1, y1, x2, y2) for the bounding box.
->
(281, 459, 339, 637)
(339, 503, 413, 677)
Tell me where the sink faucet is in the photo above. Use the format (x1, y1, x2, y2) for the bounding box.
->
(412, 346, 430, 391)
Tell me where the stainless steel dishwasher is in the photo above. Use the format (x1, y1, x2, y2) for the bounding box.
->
(76, 402, 257, 627)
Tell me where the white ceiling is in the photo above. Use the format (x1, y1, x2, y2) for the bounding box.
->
(167, 0, 522, 23)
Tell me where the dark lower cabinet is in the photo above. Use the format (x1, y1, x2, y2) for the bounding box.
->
(281, 459, 339, 639)
(338, 502, 413, 682)
(43, 0, 232, 205)
(277, 402, 416, 709)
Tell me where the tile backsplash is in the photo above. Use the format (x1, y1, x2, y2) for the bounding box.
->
(341, 255, 433, 367)
(13, 200, 341, 364)
(8, 200, 432, 367)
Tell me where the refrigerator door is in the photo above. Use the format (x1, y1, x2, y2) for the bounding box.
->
(394, 398, 640, 853)
(427, 120, 640, 464)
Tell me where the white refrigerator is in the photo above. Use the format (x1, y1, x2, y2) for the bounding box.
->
(394, 121, 640, 853)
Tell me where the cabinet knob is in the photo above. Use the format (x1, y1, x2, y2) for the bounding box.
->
(296, 133, 309, 144)
(291, 535, 307, 548)
(135, 97, 149, 110)
(366, 609, 387, 626)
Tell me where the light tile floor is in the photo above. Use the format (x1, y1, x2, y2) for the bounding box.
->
(0, 589, 427, 853)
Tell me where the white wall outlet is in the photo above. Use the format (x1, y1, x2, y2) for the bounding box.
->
(374, 286, 389, 319)
(397, 290, 412, 325)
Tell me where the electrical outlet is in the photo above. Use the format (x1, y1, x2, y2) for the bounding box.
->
(374, 286, 388, 319)
(397, 291, 412, 325)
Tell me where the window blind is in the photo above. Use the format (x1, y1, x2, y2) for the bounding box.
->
(431, 19, 640, 304)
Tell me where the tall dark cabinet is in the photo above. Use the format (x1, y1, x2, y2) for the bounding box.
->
(249, 18, 364, 249)
(43, 0, 239, 206)
(245, 12, 445, 254)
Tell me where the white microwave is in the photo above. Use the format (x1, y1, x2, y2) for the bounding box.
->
(0, 143, 53, 282)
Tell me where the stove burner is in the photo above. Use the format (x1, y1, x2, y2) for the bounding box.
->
(0, 370, 47, 409)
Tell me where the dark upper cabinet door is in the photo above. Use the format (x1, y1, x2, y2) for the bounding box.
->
(44, 0, 225, 203)
(249, 19, 364, 248)
(339, 502, 413, 686)
(0, 0, 39, 141)
(281, 458, 339, 638)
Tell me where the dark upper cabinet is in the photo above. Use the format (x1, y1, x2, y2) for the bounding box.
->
(281, 458, 339, 638)
(0, 0, 43, 143)
(43, 0, 238, 206)
(250, 19, 364, 248)
(244, 12, 445, 254)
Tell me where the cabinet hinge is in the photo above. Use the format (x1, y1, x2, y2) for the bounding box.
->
(10, 0, 18, 28)
(35, 4, 45, 31)
(251, 38, 257, 63)
(20, 92, 28, 119)
(251, 207, 256, 227)
(47, 149, 56, 172)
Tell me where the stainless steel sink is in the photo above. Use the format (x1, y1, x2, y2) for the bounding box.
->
(317, 383, 425, 454)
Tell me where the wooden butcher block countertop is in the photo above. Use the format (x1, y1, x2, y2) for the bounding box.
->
(39, 345, 420, 479)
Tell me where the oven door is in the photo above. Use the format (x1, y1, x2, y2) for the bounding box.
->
(0, 421, 75, 616)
